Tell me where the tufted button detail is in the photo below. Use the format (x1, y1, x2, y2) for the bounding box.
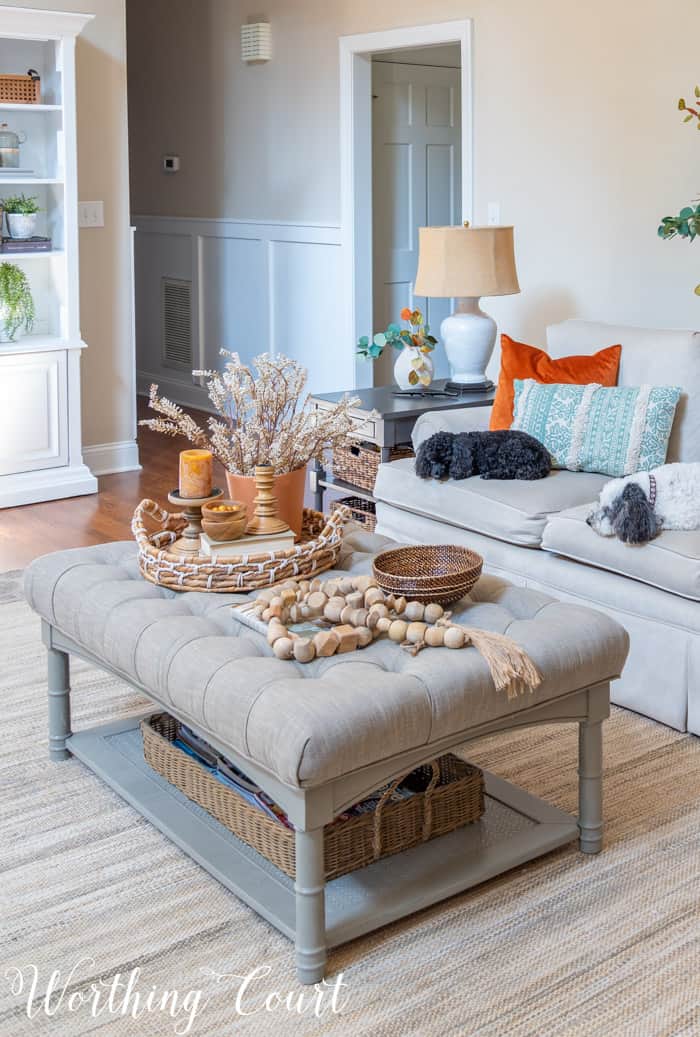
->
(25, 540, 629, 788)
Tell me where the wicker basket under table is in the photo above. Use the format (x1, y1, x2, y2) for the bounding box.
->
(142, 713, 485, 882)
(332, 440, 414, 492)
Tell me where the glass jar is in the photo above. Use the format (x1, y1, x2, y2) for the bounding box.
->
(0, 123, 26, 168)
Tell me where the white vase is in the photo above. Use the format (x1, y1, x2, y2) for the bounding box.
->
(440, 297, 497, 386)
(393, 347, 434, 391)
(6, 212, 37, 239)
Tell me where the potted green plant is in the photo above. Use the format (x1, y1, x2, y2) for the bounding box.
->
(3, 193, 41, 239)
(0, 261, 35, 341)
(357, 307, 437, 389)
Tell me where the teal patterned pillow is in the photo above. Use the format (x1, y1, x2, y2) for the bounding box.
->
(511, 379, 681, 476)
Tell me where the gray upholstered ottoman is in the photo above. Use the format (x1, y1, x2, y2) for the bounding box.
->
(25, 529, 629, 983)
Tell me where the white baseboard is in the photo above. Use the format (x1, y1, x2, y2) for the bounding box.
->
(83, 440, 141, 476)
(137, 371, 213, 414)
(0, 464, 98, 508)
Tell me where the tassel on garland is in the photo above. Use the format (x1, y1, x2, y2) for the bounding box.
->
(455, 627, 541, 699)
(399, 619, 541, 699)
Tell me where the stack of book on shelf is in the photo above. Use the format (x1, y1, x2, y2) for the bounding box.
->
(174, 723, 415, 830)
(1, 235, 51, 253)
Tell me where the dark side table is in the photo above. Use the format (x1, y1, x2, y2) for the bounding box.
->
(309, 380, 496, 512)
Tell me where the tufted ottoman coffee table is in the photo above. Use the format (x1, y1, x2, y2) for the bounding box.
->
(25, 530, 629, 984)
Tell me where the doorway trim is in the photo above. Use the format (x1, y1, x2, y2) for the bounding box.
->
(339, 19, 473, 388)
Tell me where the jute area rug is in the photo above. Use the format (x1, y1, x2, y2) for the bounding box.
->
(2, 578, 700, 1037)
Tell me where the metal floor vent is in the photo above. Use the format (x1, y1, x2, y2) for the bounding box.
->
(161, 277, 193, 369)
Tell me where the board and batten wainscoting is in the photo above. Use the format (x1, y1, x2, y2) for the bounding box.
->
(133, 216, 347, 410)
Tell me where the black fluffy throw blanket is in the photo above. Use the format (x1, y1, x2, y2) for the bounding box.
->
(416, 430, 551, 481)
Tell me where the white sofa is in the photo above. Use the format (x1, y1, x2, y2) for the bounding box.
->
(374, 320, 700, 734)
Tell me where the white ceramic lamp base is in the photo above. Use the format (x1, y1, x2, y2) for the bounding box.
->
(440, 297, 497, 387)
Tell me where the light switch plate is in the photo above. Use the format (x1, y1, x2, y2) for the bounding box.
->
(78, 201, 104, 228)
(487, 202, 500, 226)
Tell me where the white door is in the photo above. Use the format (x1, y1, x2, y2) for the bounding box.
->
(0, 350, 68, 476)
(372, 60, 461, 384)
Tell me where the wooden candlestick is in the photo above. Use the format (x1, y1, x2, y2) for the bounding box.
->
(245, 464, 290, 535)
(168, 487, 223, 557)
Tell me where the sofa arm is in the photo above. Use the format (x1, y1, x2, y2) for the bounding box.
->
(411, 405, 493, 451)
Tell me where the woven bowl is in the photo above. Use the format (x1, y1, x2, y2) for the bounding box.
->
(201, 499, 247, 542)
(372, 545, 483, 606)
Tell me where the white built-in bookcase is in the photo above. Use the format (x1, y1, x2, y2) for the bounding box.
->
(0, 6, 97, 507)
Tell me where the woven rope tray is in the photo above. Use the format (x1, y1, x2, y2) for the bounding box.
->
(132, 498, 348, 593)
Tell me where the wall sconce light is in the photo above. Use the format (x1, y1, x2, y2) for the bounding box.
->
(241, 22, 272, 63)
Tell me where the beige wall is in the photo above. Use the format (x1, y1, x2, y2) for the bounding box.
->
(0, 0, 133, 451)
(128, 0, 700, 344)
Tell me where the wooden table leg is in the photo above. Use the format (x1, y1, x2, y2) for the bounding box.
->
(578, 718, 603, 854)
(47, 636, 72, 762)
(294, 827, 327, 984)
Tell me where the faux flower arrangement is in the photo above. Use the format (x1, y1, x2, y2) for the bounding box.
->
(141, 351, 359, 477)
(357, 307, 437, 387)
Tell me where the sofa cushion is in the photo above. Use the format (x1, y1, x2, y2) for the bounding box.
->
(374, 457, 609, 547)
(547, 320, 700, 464)
(490, 333, 621, 430)
(512, 379, 682, 475)
(411, 404, 493, 451)
(542, 503, 700, 600)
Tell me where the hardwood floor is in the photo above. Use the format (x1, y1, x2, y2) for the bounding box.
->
(0, 398, 235, 570)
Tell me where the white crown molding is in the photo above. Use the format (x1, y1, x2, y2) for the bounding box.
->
(0, 6, 94, 39)
(82, 440, 141, 477)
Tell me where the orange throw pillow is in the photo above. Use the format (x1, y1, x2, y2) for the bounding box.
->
(490, 335, 622, 430)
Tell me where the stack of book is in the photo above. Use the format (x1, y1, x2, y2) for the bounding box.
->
(1, 235, 52, 253)
(200, 528, 296, 559)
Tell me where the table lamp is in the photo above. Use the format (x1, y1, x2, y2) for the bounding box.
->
(414, 224, 520, 389)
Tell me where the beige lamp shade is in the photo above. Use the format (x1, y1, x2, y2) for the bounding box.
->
(414, 225, 520, 299)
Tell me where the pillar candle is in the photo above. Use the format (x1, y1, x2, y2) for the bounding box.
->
(179, 449, 213, 498)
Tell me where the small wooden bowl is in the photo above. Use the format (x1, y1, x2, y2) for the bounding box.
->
(201, 499, 247, 542)
(372, 544, 483, 606)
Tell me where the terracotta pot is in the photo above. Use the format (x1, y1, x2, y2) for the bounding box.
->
(225, 465, 307, 537)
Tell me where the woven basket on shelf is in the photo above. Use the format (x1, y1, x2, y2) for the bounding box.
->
(332, 441, 414, 492)
(0, 71, 40, 105)
(142, 712, 484, 882)
(132, 498, 348, 593)
(373, 544, 484, 605)
(331, 495, 377, 532)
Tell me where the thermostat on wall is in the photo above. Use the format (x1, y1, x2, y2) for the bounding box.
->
(241, 22, 271, 62)
(163, 155, 180, 174)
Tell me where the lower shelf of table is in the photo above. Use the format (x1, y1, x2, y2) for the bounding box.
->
(318, 475, 377, 504)
(66, 714, 580, 949)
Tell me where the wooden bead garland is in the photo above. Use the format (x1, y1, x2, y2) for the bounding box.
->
(238, 572, 544, 700)
(245, 574, 465, 664)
